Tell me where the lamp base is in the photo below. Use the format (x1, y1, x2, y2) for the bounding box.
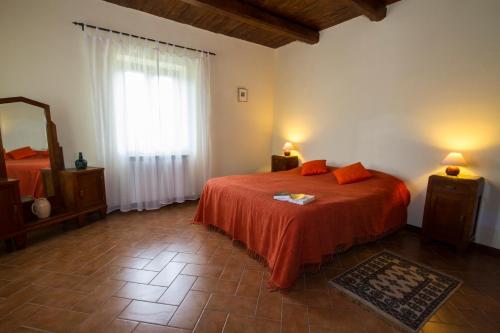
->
(284, 151, 291, 157)
(445, 166, 460, 176)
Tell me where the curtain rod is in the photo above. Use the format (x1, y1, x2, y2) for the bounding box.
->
(72, 22, 216, 56)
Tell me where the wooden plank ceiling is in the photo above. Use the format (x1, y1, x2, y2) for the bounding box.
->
(104, 0, 400, 48)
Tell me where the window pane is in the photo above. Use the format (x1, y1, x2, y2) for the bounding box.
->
(113, 57, 190, 157)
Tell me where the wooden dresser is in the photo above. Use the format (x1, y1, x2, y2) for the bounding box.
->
(272, 155, 299, 172)
(422, 174, 484, 251)
(59, 167, 107, 225)
(0, 180, 23, 246)
(0, 97, 108, 250)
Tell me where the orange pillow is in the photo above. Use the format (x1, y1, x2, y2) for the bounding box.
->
(333, 162, 373, 184)
(8, 146, 37, 160)
(301, 160, 329, 176)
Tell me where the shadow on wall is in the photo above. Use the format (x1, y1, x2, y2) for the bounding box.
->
(478, 181, 500, 246)
(472, 144, 500, 247)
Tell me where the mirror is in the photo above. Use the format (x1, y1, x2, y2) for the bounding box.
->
(0, 102, 53, 200)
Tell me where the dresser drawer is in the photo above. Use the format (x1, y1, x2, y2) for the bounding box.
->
(60, 167, 106, 213)
(0, 180, 23, 238)
(76, 171, 105, 210)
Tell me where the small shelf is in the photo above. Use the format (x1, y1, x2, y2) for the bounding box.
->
(23, 211, 77, 232)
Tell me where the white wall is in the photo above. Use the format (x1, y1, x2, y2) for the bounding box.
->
(0, 0, 274, 177)
(2, 0, 499, 249)
(272, 0, 500, 248)
(0, 103, 48, 151)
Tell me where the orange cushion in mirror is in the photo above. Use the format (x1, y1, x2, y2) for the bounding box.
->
(8, 146, 37, 160)
(35, 150, 49, 157)
(333, 162, 373, 184)
(301, 160, 329, 176)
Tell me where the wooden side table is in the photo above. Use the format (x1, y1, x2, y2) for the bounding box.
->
(59, 167, 107, 225)
(422, 174, 484, 251)
(272, 155, 299, 172)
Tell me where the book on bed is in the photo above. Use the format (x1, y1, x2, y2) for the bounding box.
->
(273, 192, 315, 205)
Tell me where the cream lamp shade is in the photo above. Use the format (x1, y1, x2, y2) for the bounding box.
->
(441, 152, 466, 176)
(282, 142, 294, 156)
(441, 152, 466, 166)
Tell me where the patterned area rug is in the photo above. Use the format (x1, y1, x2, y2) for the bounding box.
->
(330, 251, 461, 333)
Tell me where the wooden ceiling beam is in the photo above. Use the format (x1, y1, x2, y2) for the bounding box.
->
(345, 0, 387, 21)
(178, 0, 319, 44)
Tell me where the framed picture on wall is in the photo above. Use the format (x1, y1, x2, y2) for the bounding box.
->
(238, 87, 248, 102)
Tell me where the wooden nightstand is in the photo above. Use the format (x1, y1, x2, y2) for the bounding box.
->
(59, 167, 107, 225)
(422, 174, 484, 251)
(272, 155, 299, 172)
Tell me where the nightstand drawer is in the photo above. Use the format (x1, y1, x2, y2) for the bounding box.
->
(272, 155, 299, 172)
(430, 177, 474, 194)
(422, 174, 484, 251)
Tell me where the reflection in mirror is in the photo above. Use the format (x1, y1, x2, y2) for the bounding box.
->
(0, 102, 53, 200)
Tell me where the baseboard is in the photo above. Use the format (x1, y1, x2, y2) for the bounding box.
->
(404, 224, 421, 233)
(404, 224, 500, 257)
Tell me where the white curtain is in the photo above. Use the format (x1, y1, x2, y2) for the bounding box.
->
(84, 28, 212, 212)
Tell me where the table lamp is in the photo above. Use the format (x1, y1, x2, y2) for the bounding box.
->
(441, 152, 466, 176)
(282, 142, 294, 156)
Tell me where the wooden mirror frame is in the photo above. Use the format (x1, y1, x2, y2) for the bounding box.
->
(0, 96, 65, 208)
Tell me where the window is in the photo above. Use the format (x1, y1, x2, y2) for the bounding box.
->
(86, 30, 211, 211)
(113, 54, 193, 157)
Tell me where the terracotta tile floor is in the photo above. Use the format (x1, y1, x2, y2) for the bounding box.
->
(1, 201, 499, 333)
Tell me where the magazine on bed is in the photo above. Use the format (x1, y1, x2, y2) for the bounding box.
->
(273, 192, 315, 205)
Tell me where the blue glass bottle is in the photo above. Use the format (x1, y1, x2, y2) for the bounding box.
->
(75, 152, 88, 170)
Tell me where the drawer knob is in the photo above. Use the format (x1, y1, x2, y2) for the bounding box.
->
(444, 185, 456, 190)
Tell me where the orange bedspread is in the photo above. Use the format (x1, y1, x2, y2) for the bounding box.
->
(194, 167, 410, 289)
(6, 156, 50, 197)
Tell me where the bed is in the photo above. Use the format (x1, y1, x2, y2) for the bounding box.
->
(6, 153, 51, 198)
(194, 167, 411, 289)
